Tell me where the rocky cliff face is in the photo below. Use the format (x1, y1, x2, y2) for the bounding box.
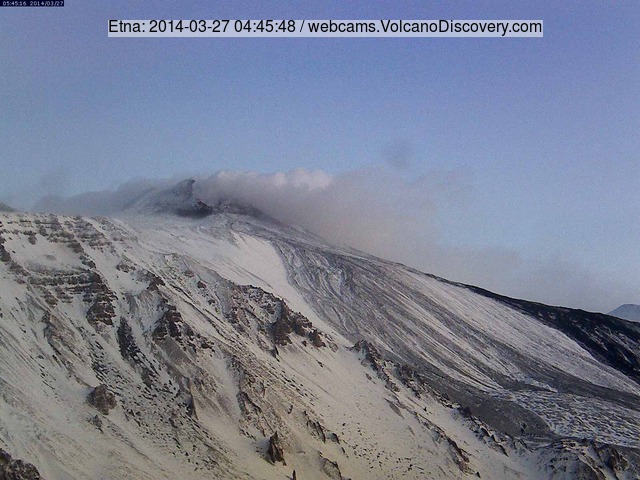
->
(0, 197, 639, 479)
(0, 448, 42, 480)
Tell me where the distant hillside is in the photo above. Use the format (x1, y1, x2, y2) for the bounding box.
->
(0, 202, 15, 212)
(609, 304, 640, 322)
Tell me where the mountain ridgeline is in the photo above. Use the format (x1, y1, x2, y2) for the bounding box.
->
(609, 304, 640, 323)
(0, 180, 638, 479)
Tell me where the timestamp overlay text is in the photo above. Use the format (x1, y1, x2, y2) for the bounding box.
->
(107, 19, 543, 38)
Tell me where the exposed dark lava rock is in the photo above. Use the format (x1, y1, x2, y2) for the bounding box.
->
(0, 235, 13, 262)
(186, 393, 197, 418)
(272, 303, 312, 346)
(446, 436, 471, 473)
(396, 363, 431, 398)
(152, 303, 196, 345)
(306, 418, 327, 443)
(320, 455, 344, 480)
(86, 384, 117, 415)
(594, 443, 631, 475)
(145, 272, 165, 291)
(308, 329, 326, 348)
(116, 318, 156, 384)
(352, 340, 398, 391)
(136, 179, 214, 218)
(458, 406, 473, 419)
(272, 317, 291, 346)
(0, 448, 42, 480)
(209, 199, 271, 220)
(117, 318, 141, 362)
(176, 199, 213, 218)
(88, 415, 103, 431)
(0, 245, 10, 263)
(352, 340, 384, 372)
(83, 273, 116, 326)
(267, 432, 286, 465)
(86, 293, 116, 326)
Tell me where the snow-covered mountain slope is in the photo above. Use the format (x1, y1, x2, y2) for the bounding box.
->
(1, 182, 639, 479)
(609, 304, 640, 323)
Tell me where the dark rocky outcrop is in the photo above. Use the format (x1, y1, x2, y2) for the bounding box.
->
(267, 432, 286, 465)
(352, 340, 384, 372)
(117, 318, 141, 362)
(86, 384, 117, 415)
(446, 437, 471, 473)
(308, 329, 326, 348)
(176, 200, 213, 218)
(0, 246, 10, 263)
(224, 284, 329, 350)
(152, 303, 196, 345)
(145, 272, 165, 291)
(320, 455, 344, 480)
(272, 303, 312, 346)
(117, 318, 156, 385)
(131, 179, 214, 218)
(0, 234, 11, 263)
(271, 302, 328, 348)
(86, 293, 116, 326)
(84, 273, 116, 326)
(598, 445, 628, 471)
(209, 199, 267, 219)
(88, 415, 103, 431)
(185, 394, 197, 418)
(396, 365, 427, 398)
(306, 417, 326, 443)
(0, 448, 42, 480)
(352, 340, 398, 391)
(302, 412, 340, 446)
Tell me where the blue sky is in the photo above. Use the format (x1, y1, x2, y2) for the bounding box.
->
(1, 1, 638, 311)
